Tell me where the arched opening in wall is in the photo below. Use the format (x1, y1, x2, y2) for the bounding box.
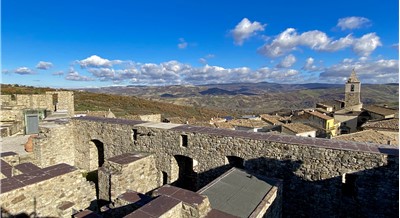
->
(162, 171, 168, 185)
(172, 155, 197, 191)
(90, 139, 105, 169)
(86, 139, 106, 206)
(225, 156, 245, 169)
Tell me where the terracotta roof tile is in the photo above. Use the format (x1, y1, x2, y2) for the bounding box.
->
(283, 123, 317, 133)
(362, 118, 399, 131)
(228, 119, 269, 128)
(306, 111, 333, 120)
(333, 129, 398, 146)
(363, 105, 398, 116)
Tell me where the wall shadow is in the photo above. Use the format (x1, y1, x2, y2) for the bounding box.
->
(194, 156, 398, 217)
(242, 156, 399, 217)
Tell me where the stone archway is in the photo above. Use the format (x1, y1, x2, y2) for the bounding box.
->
(89, 139, 105, 171)
(172, 155, 197, 191)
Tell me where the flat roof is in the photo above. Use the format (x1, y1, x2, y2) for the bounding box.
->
(198, 168, 274, 218)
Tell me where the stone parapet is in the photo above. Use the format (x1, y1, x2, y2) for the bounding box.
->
(0, 163, 96, 217)
(34, 121, 75, 167)
(98, 153, 160, 202)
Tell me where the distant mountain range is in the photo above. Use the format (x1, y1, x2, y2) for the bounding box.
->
(4, 82, 396, 119)
(81, 82, 398, 114)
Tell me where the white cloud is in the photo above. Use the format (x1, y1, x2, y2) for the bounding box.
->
(52, 71, 64, 76)
(77, 58, 303, 85)
(78, 55, 122, 68)
(65, 68, 94, 81)
(319, 34, 354, 51)
(254, 68, 300, 83)
(199, 58, 207, 64)
(231, 18, 266, 45)
(336, 16, 371, 30)
(320, 58, 399, 83)
(199, 54, 215, 64)
(258, 28, 329, 57)
(302, 57, 321, 71)
(178, 38, 188, 49)
(2, 69, 10, 74)
(352, 33, 382, 56)
(15, 67, 34, 75)
(36, 61, 53, 70)
(87, 67, 139, 82)
(277, 54, 296, 68)
(258, 28, 381, 57)
(205, 54, 215, 59)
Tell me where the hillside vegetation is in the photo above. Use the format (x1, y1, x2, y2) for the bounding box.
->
(1, 84, 231, 121)
(84, 83, 399, 114)
(73, 91, 231, 119)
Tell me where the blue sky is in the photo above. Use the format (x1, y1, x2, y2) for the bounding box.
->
(2, 0, 399, 88)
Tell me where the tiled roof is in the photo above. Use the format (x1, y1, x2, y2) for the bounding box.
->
(260, 114, 286, 125)
(363, 105, 398, 116)
(333, 129, 398, 146)
(228, 119, 269, 128)
(306, 111, 333, 120)
(362, 118, 399, 131)
(283, 123, 317, 134)
(214, 122, 235, 129)
(317, 102, 334, 108)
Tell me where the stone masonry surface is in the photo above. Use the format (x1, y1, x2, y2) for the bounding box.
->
(26, 116, 398, 217)
(98, 153, 160, 202)
(0, 162, 96, 217)
(33, 120, 75, 167)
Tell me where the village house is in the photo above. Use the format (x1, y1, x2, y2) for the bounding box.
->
(281, 123, 317, 137)
(362, 105, 398, 120)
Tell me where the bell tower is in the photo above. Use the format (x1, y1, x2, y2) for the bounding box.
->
(344, 69, 362, 110)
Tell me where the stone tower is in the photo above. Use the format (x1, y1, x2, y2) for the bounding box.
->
(344, 69, 362, 110)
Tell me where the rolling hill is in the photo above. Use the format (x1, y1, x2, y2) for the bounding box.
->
(81, 82, 399, 114)
(0, 84, 232, 121)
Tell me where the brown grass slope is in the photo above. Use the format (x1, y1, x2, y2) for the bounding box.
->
(1, 84, 231, 121)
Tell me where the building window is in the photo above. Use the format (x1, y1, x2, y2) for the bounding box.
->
(180, 134, 188, 147)
(132, 129, 138, 141)
(350, 84, 355, 92)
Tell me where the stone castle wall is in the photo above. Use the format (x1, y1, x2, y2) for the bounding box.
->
(0, 110, 24, 122)
(33, 122, 76, 167)
(29, 116, 398, 217)
(0, 91, 74, 116)
(46, 91, 75, 116)
(0, 165, 96, 218)
(98, 153, 160, 202)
